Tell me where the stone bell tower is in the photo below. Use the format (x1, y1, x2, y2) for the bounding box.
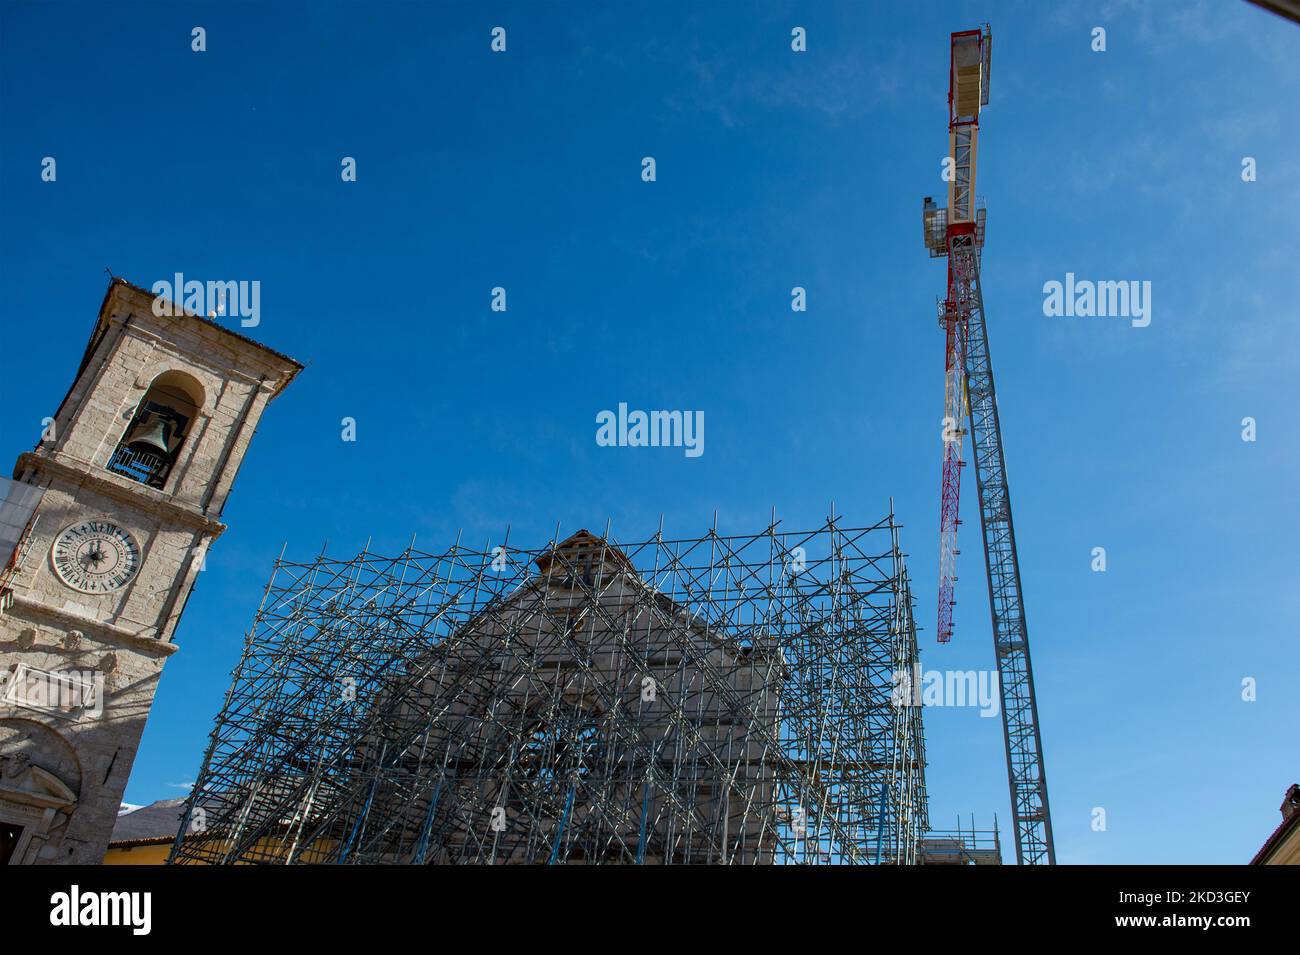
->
(0, 278, 300, 864)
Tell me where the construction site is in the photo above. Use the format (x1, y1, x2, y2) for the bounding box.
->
(1, 3, 1294, 937)
(161, 25, 1042, 867)
(171, 516, 937, 865)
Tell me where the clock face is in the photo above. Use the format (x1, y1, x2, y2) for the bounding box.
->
(51, 521, 142, 594)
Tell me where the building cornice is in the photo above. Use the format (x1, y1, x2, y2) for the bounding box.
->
(1250, 783, 1300, 865)
(8, 593, 178, 657)
(16, 452, 227, 539)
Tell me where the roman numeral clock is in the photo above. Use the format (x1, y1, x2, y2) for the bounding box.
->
(50, 522, 142, 594)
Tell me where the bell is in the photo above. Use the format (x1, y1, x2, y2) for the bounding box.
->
(124, 418, 171, 457)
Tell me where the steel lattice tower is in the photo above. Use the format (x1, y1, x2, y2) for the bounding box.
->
(925, 26, 1055, 865)
(952, 235, 1055, 865)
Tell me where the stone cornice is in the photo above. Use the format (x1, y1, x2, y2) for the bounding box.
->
(16, 452, 227, 539)
(8, 594, 178, 657)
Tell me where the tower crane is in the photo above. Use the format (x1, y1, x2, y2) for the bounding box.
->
(922, 26, 1056, 865)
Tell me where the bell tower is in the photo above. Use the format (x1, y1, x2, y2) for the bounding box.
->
(0, 278, 300, 864)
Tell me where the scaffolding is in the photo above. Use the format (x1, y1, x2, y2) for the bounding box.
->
(919, 815, 1003, 865)
(0, 475, 44, 615)
(169, 511, 929, 865)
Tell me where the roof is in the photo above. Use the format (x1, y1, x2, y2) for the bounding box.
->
(1249, 783, 1300, 865)
(110, 797, 190, 847)
(533, 529, 635, 575)
(94, 277, 303, 388)
(1246, 1, 1300, 26)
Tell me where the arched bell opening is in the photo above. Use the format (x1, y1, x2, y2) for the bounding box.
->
(106, 371, 203, 490)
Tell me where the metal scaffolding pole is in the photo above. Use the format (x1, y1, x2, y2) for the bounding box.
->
(169, 513, 930, 865)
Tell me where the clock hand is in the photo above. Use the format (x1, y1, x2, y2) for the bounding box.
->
(81, 543, 107, 570)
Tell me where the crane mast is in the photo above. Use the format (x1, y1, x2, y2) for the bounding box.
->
(923, 26, 1056, 865)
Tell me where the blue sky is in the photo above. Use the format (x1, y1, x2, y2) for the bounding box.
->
(2, 0, 1297, 864)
